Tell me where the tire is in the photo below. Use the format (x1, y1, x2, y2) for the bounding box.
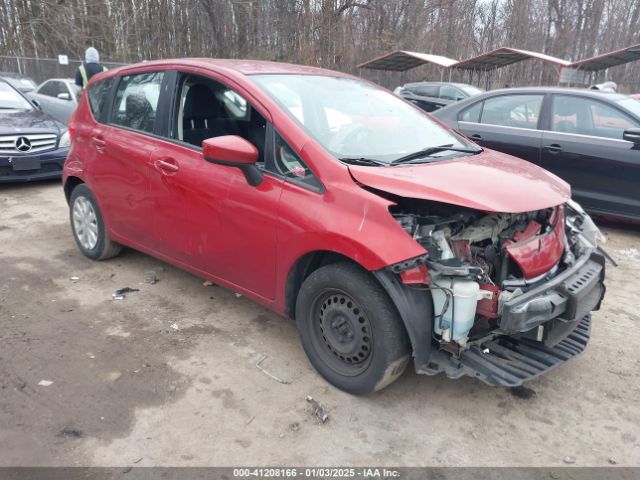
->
(69, 184, 122, 261)
(295, 262, 411, 395)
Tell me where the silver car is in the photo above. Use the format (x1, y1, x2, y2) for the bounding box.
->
(28, 78, 81, 125)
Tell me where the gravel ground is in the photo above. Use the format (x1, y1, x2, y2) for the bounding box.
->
(0, 180, 639, 467)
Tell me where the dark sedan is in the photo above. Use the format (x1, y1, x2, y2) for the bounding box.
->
(433, 87, 640, 221)
(396, 82, 483, 112)
(0, 79, 69, 182)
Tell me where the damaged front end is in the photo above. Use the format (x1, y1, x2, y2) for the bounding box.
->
(379, 198, 607, 387)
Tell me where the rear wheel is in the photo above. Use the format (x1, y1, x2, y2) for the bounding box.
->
(295, 262, 410, 395)
(69, 184, 122, 260)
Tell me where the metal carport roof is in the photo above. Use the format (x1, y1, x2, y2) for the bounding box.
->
(454, 47, 571, 70)
(357, 50, 459, 71)
(569, 44, 640, 71)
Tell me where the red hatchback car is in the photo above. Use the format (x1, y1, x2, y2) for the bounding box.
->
(63, 59, 606, 394)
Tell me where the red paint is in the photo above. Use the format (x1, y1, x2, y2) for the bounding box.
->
(63, 58, 569, 316)
(203, 135, 258, 164)
(505, 207, 565, 279)
(400, 265, 430, 285)
(513, 220, 542, 242)
(348, 151, 570, 213)
(477, 284, 500, 319)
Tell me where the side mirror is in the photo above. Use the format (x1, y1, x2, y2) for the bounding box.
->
(623, 128, 640, 144)
(31, 99, 41, 110)
(202, 135, 262, 186)
(57, 92, 71, 101)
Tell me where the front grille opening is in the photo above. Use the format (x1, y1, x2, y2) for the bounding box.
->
(0, 133, 58, 154)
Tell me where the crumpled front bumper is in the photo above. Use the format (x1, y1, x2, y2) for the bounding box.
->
(418, 249, 606, 387)
(499, 249, 605, 334)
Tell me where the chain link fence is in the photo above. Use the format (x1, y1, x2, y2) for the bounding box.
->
(0, 56, 128, 84)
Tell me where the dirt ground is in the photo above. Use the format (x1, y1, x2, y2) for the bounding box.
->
(0, 180, 639, 467)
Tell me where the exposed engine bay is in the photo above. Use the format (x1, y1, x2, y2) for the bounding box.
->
(391, 199, 605, 351)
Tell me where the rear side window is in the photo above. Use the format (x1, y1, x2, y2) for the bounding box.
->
(413, 85, 438, 97)
(87, 79, 113, 122)
(439, 85, 464, 101)
(111, 72, 164, 134)
(480, 94, 543, 129)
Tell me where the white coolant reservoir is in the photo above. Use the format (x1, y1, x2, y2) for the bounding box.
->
(432, 278, 480, 342)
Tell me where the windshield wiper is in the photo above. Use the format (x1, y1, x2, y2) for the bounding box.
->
(391, 144, 482, 165)
(339, 157, 388, 167)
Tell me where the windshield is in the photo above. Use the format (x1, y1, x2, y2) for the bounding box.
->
(458, 84, 483, 96)
(0, 81, 33, 110)
(616, 96, 640, 119)
(252, 74, 476, 163)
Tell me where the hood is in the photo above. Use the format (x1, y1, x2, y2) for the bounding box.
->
(85, 47, 100, 64)
(0, 109, 64, 135)
(348, 149, 570, 213)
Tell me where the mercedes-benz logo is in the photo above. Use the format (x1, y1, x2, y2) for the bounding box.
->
(15, 136, 32, 152)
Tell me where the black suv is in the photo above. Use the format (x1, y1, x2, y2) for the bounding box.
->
(433, 87, 640, 222)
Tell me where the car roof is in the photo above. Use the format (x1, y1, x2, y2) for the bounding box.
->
(102, 58, 355, 79)
(477, 86, 628, 99)
(403, 81, 474, 88)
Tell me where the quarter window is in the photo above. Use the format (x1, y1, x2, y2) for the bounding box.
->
(87, 79, 113, 122)
(274, 133, 322, 191)
(480, 94, 543, 129)
(111, 72, 164, 134)
(460, 102, 482, 123)
(551, 95, 639, 139)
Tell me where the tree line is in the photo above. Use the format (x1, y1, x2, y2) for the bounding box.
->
(1, 0, 639, 89)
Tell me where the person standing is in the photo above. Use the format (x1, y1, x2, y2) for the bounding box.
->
(75, 47, 107, 89)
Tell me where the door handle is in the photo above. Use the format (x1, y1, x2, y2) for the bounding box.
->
(470, 134, 483, 141)
(544, 144, 563, 154)
(155, 159, 179, 173)
(91, 136, 106, 151)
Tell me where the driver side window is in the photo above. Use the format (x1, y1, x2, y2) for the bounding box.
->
(174, 73, 266, 164)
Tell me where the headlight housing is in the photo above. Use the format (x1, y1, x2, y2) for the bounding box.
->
(59, 130, 71, 148)
(566, 199, 605, 248)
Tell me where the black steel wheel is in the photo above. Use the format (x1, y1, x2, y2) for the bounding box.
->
(295, 262, 411, 395)
(312, 289, 373, 376)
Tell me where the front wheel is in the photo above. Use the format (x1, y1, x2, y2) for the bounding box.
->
(295, 262, 411, 395)
(69, 184, 122, 261)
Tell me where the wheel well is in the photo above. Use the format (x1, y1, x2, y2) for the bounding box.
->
(285, 251, 363, 320)
(64, 176, 84, 204)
